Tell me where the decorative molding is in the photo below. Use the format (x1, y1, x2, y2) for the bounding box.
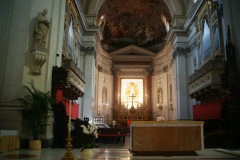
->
(184, 0, 204, 29)
(66, 70, 85, 93)
(98, 65, 112, 75)
(189, 60, 225, 83)
(153, 69, 164, 76)
(118, 70, 149, 76)
(153, 60, 173, 76)
(144, 68, 153, 75)
(62, 59, 85, 81)
(190, 40, 197, 52)
(130, 121, 203, 127)
(163, 65, 168, 73)
(30, 48, 47, 74)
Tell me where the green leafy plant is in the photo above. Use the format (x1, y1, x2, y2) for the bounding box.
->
(15, 82, 55, 140)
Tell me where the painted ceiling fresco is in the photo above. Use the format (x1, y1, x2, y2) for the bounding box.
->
(98, 0, 172, 54)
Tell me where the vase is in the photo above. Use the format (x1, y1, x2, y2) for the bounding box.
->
(80, 149, 94, 160)
(29, 140, 41, 150)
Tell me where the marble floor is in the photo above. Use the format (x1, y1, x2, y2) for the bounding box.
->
(0, 136, 240, 160)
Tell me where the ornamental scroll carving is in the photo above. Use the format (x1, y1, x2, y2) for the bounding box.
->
(30, 49, 47, 74)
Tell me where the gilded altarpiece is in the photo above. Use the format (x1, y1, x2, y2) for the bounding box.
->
(116, 79, 150, 126)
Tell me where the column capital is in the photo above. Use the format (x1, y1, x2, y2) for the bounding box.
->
(144, 68, 153, 75)
(172, 47, 189, 59)
(112, 68, 120, 76)
(163, 65, 168, 73)
(85, 46, 96, 55)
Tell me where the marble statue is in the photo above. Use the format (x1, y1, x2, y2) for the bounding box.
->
(34, 9, 50, 48)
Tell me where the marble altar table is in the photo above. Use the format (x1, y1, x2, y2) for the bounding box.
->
(130, 121, 204, 155)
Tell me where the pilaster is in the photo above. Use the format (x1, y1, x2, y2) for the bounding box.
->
(83, 46, 96, 120)
(173, 47, 191, 120)
(112, 68, 120, 120)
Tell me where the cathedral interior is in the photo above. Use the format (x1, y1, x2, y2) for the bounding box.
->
(0, 0, 240, 159)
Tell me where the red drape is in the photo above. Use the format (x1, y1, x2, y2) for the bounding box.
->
(56, 89, 63, 104)
(193, 98, 224, 120)
(62, 99, 79, 120)
(56, 89, 79, 120)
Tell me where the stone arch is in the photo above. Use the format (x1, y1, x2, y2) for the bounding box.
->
(84, 0, 188, 21)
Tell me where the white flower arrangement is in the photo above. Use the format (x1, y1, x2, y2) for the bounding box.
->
(80, 123, 98, 151)
(80, 124, 98, 138)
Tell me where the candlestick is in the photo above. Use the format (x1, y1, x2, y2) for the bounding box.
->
(68, 100, 72, 134)
(62, 99, 76, 160)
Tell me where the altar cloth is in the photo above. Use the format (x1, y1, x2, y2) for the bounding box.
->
(130, 121, 204, 153)
(0, 130, 19, 152)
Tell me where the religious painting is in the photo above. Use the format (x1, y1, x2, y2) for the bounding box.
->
(98, 0, 172, 53)
(121, 79, 143, 109)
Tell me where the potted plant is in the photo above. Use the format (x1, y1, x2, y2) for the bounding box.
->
(80, 123, 98, 160)
(15, 82, 54, 149)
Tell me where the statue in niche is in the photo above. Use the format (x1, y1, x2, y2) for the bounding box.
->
(34, 9, 50, 49)
(157, 88, 163, 104)
(102, 87, 107, 103)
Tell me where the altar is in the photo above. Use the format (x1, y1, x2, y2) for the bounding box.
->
(130, 121, 204, 155)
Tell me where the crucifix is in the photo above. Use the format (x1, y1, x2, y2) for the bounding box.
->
(129, 94, 136, 108)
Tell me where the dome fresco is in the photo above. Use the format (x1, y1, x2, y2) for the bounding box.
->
(98, 0, 172, 54)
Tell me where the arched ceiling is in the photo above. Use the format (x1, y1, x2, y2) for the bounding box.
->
(79, 0, 190, 54)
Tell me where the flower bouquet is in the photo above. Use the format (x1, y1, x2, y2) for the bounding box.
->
(80, 123, 98, 151)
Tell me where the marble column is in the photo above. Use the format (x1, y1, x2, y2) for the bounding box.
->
(112, 68, 120, 120)
(173, 47, 191, 120)
(83, 47, 96, 120)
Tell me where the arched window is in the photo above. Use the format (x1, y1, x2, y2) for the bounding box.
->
(202, 17, 211, 60)
(68, 17, 74, 58)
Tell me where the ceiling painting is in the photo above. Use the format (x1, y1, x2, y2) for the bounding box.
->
(98, 0, 172, 54)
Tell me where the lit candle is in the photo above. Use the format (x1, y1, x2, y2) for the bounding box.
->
(68, 100, 72, 134)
